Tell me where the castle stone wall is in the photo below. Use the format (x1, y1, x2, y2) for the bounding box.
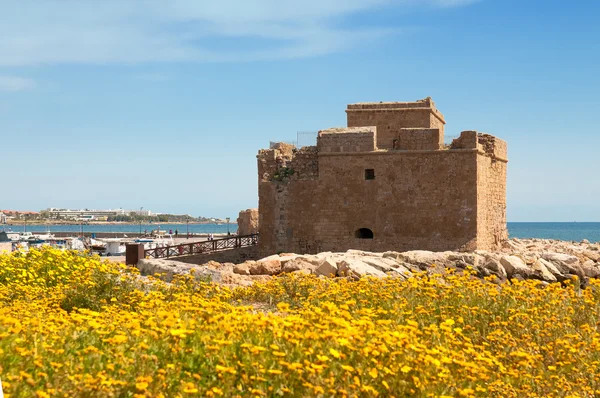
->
(257, 98, 507, 256)
(258, 149, 482, 256)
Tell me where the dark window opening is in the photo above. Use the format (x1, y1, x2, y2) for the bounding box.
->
(355, 228, 374, 239)
(365, 169, 375, 180)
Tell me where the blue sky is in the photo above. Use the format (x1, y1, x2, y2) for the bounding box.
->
(1, 0, 599, 221)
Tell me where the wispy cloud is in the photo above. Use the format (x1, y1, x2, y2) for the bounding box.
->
(0, 0, 477, 66)
(0, 76, 35, 92)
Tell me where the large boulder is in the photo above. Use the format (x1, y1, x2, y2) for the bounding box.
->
(398, 251, 446, 270)
(535, 258, 566, 281)
(362, 257, 402, 272)
(300, 252, 334, 267)
(500, 255, 534, 279)
(531, 259, 558, 282)
(542, 252, 579, 265)
(346, 249, 384, 258)
(251, 258, 282, 275)
(541, 252, 586, 280)
(482, 256, 507, 280)
(337, 258, 387, 279)
(584, 251, 600, 262)
(362, 257, 412, 278)
(382, 251, 402, 260)
(447, 253, 479, 266)
(281, 258, 317, 274)
(233, 262, 252, 275)
(278, 254, 300, 266)
(580, 260, 600, 278)
(517, 253, 538, 265)
(314, 257, 339, 277)
(258, 254, 281, 263)
(504, 240, 525, 252)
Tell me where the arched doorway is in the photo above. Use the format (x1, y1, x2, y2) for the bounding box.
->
(355, 228, 374, 239)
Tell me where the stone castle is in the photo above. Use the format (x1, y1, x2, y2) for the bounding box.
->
(257, 98, 508, 256)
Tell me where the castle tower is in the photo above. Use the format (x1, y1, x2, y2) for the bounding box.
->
(257, 98, 507, 256)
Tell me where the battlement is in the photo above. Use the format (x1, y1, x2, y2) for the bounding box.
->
(346, 97, 446, 149)
(394, 128, 443, 151)
(317, 127, 377, 153)
(450, 131, 508, 161)
(346, 97, 445, 122)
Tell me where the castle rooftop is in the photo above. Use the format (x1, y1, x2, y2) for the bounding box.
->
(346, 97, 445, 125)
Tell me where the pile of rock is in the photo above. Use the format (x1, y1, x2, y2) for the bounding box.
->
(136, 238, 600, 287)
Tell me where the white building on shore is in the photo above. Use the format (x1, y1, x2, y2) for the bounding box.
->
(46, 208, 127, 221)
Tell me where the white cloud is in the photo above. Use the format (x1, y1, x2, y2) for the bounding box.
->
(0, 76, 35, 92)
(0, 0, 476, 66)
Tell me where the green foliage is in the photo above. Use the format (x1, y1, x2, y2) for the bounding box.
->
(272, 167, 295, 182)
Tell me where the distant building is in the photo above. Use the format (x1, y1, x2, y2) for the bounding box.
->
(1, 210, 40, 221)
(257, 98, 508, 256)
(46, 208, 126, 221)
(132, 209, 154, 216)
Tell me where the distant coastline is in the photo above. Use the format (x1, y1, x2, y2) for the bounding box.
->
(4, 220, 224, 226)
(2, 222, 238, 235)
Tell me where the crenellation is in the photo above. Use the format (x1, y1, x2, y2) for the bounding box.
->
(317, 127, 377, 153)
(450, 131, 479, 149)
(478, 133, 508, 160)
(394, 128, 443, 150)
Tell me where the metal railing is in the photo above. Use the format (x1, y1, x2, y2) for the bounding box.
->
(144, 234, 259, 259)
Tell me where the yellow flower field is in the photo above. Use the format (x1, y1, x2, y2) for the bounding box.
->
(1, 248, 600, 397)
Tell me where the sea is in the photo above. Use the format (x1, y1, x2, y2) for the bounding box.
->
(507, 222, 600, 242)
(3, 223, 237, 235)
(3, 222, 600, 242)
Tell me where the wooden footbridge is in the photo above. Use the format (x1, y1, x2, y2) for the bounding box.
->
(143, 233, 259, 259)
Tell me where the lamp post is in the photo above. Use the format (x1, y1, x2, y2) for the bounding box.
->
(186, 216, 189, 239)
(139, 206, 143, 235)
(226, 217, 230, 235)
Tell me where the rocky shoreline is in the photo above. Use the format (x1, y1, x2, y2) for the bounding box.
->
(137, 238, 600, 287)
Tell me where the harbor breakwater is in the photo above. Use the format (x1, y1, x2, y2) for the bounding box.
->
(3, 223, 237, 235)
(35, 232, 225, 239)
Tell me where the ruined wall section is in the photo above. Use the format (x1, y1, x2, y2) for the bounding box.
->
(237, 209, 259, 235)
(478, 133, 508, 161)
(288, 146, 319, 180)
(450, 130, 478, 150)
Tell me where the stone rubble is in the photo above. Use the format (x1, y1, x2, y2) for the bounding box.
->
(137, 238, 600, 287)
